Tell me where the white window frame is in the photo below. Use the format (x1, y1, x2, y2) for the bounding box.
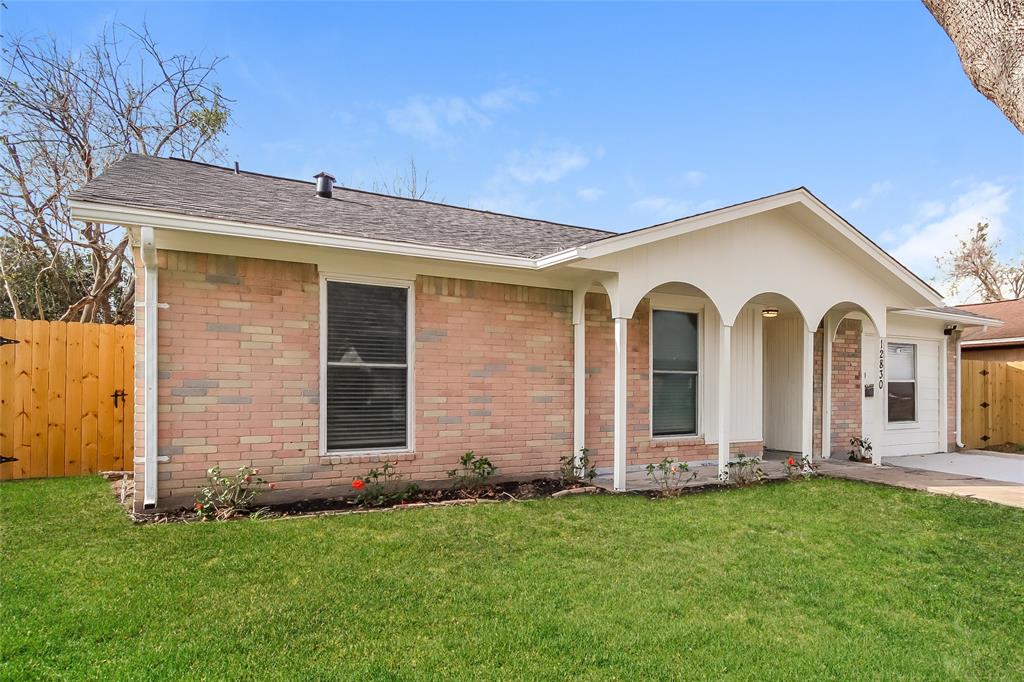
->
(885, 340, 917, 426)
(319, 272, 415, 456)
(649, 303, 703, 440)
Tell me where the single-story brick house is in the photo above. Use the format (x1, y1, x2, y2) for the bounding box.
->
(70, 155, 1000, 511)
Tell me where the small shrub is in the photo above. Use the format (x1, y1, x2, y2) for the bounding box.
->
(644, 457, 697, 495)
(783, 455, 818, 480)
(726, 456, 766, 486)
(351, 462, 419, 507)
(848, 436, 873, 463)
(559, 447, 597, 487)
(448, 451, 497, 494)
(194, 465, 274, 520)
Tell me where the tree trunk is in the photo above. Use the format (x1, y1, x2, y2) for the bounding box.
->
(923, 0, 1024, 133)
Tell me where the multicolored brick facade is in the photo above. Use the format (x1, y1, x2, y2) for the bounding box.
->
(135, 248, 943, 510)
(137, 250, 579, 509)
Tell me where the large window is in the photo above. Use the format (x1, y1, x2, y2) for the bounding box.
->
(325, 280, 409, 451)
(652, 310, 699, 437)
(887, 342, 916, 423)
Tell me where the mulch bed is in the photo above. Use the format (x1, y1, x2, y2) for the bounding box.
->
(112, 477, 606, 524)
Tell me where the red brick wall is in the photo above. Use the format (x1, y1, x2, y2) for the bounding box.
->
(412, 276, 574, 480)
(139, 252, 576, 509)
(812, 326, 823, 456)
(153, 252, 320, 509)
(829, 318, 862, 456)
(583, 293, 761, 468)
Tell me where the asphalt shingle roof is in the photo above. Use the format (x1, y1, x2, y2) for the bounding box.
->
(71, 155, 615, 259)
(957, 299, 1024, 343)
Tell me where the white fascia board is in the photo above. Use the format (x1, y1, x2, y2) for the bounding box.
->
(961, 336, 1024, 347)
(561, 188, 944, 306)
(891, 307, 1004, 327)
(70, 200, 541, 270)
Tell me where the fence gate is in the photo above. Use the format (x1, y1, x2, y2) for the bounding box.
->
(0, 319, 134, 480)
(961, 359, 1024, 450)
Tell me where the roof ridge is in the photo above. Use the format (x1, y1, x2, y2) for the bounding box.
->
(150, 154, 615, 237)
(957, 297, 1024, 307)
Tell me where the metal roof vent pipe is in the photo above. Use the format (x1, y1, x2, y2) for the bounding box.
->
(314, 172, 335, 199)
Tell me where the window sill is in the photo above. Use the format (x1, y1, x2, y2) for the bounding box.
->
(884, 421, 919, 431)
(321, 451, 415, 465)
(650, 435, 704, 446)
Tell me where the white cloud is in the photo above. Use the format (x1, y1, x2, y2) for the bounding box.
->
(849, 180, 894, 210)
(680, 170, 706, 187)
(577, 187, 603, 201)
(889, 181, 1012, 298)
(385, 96, 490, 141)
(477, 86, 535, 110)
(504, 147, 590, 184)
(385, 86, 536, 142)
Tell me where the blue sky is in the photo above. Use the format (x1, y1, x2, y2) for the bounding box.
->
(5, 1, 1023, 300)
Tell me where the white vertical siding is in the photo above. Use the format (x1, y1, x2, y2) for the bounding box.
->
(730, 304, 763, 441)
(650, 295, 762, 445)
(762, 314, 803, 451)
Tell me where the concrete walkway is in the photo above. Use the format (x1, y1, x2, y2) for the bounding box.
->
(594, 455, 1024, 509)
(884, 450, 1024, 485)
(817, 458, 1024, 509)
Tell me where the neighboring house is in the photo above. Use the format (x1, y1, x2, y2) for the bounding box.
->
(957, 298, 1024, 361)
(69, 155, 1000, 511)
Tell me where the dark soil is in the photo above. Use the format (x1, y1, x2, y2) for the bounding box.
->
(129, 478, 595, 523)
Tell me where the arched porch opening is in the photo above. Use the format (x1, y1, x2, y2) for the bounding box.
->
(813, 301, 883, 463)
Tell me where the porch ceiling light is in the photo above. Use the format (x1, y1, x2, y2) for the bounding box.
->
(762, 308, 779, 318)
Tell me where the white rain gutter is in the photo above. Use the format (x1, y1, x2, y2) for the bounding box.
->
(139, 226, 159, 508)
(955, 335, 965, 449)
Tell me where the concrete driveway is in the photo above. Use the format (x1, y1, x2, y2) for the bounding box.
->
(884, 450, 1024, 485)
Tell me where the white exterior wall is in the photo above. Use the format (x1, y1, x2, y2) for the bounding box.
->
(762, 314, 803, 451)
(649, 294, 763, 444)
(871, 314, 948, 457)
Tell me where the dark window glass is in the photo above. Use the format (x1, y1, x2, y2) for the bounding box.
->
(652, 310, 699, 436)
(886, 343, 916, 423)
(325, 281, 408, 450)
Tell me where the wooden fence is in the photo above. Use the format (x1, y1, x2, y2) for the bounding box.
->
(0, 319, 134, 480)
(961, 359, 1024, 449)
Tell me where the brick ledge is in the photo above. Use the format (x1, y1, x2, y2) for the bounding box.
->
(321, 452, 415, 465)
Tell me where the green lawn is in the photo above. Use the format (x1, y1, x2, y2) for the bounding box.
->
(2, 477, 1023, 680)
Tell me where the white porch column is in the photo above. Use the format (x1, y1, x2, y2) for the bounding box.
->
(801, 326, 815, 461)
(572, 310, 586, 470)
(613, 316, 628, 491)
(718, 323, 732, 478)
(822, 314, 834, 458)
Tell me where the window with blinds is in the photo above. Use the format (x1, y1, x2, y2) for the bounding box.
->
(652, 310, 699, 437)
(886, 342, 916, 423)
(325, 281, 409, 451)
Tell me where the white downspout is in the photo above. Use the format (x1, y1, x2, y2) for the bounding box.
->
(139, 226, 159, 508)
(955, 334, 965, 449)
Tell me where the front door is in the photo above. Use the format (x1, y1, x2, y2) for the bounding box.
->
(861, 333, 882, 461)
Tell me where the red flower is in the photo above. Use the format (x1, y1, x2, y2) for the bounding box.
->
(194, 502, 203, 510)
(268, 482, 276, 490)
(352, 479, 366, 490)
(244, 475, 252, 483)
(786, 457, 795, 467)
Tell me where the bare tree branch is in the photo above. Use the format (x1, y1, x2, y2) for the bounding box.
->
(0, 22, 232, 322)
(936, 222, 1024, 302)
